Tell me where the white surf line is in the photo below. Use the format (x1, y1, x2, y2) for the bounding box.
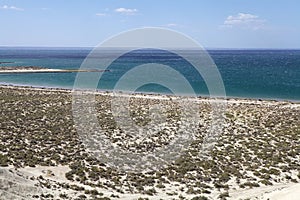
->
(1, 85, 298, 106)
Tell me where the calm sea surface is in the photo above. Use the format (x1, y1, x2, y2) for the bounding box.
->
(0, 47, 299, 101)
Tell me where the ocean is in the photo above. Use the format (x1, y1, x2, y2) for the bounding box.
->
(0, 47, 300, 101)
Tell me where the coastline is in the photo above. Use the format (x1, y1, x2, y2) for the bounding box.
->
(1, 83, 299, 103)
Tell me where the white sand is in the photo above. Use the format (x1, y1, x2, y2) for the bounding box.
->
(261, 183, 300, 200)
(1, 84, 299, 107)
(0, 69, 64, 73)
(229, 183, 300, 200)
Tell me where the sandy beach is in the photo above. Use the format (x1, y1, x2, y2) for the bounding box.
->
(0, 85, 299, 200)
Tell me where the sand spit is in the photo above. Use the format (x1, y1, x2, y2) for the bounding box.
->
(0, 85, 299, 200)
(0, 66, 110, 73)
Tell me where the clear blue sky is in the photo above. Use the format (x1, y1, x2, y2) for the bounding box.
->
(0, 0, 299, 48)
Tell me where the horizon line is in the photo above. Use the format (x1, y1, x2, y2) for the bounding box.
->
(0, 45, 300, 50)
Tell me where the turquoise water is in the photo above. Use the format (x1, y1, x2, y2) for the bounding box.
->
(0, 47, 300, 101)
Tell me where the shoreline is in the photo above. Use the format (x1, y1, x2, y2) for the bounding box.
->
(0, 83, 299, 104)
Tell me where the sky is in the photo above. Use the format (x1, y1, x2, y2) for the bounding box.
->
(0, 0, 300, 48)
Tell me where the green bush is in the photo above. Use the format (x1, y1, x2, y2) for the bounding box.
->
(260, 179, 273, 186)
(144, 188, 156, 196)
(240, 182, 260, 188)
(191, 196, 209, 200)
(0, 154, 9, 167)
(218, 192, 229, 199)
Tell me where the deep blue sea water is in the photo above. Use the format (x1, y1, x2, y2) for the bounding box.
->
(0, 47, 300, 101)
